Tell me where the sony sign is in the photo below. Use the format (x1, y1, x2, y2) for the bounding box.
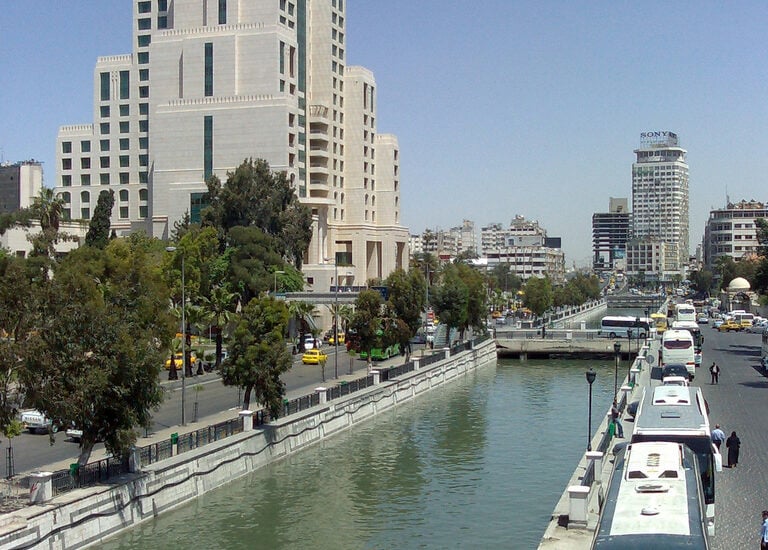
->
(640, 131, 678, 146)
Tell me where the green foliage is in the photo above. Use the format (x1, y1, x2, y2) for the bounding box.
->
(385, 268, 426, 333)
(431, 265, 469, 334)
(487, 263, 522, 293)
(226, 226, 285, 303)
(20, 238, 175, 466)
(715, 256, 758, 291)
(689, 269, 714, 295)
(553, 273, 601, 307)
(351, 290, 384, 356)
(85, 189, 115, 249)
(523, 277, 553, 316)
(220, 297, 292, 415)
(201, 158, 312, 269)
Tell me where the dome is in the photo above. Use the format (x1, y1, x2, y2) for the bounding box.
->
(728, 277, 751, 291)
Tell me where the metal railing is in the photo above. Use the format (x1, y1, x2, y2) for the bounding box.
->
(40, 335, 486, 499)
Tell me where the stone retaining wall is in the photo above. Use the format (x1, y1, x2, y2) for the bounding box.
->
(0, 339, 496, 550)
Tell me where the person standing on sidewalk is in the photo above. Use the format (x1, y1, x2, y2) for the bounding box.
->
(760, 510, 768, 549)
(709, 362, 720, 384)
(611, 400, 624, 438)
(711, 424, 725, 450)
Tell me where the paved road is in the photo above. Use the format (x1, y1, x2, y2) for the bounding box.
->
(698, 326, 768, 550)
(9, 344, 413, 476)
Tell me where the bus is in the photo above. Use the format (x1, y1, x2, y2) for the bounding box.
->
(631, 385, 723, 534)
(674, 303, 697, 323)
(592, 441, 712, 548)
(671, 320, 703, 367)
(599, 316, 651, 339)
(661, 329, 696, 377)
(651, 312, 668, 335)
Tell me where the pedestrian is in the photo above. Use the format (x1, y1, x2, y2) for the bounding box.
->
(761, 510, 768, 549)
(711, 424, 725, 450)
(726, 431, 741, 468)
(611, 400, 624, 438)
(709, 362, 720, 384)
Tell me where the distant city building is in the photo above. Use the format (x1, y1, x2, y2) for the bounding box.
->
(479, 216, 565, 283)
(410, 220, 477, 259)
(631, 131, 689, 273)
(0, 160, 42, 214)
(625, 236, 666, 279)
(53, 0, 408, 291)
(592, 197, 630, 272)
(703, 199, 768, 271)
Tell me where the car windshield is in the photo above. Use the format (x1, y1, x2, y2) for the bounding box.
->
(662, 365, 689, 377)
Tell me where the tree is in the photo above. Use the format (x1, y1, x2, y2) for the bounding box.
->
(351, 290, 383, 361)
(220, 297, 292, 413)
(431, 266, 469, 340)
(202, 158, 312, 269)
(21, 238, 175, 466)
(199, 285, 239, 369)
(523, 277, 553, 317)
(226, 226, 286, 304)
(28, 187, 73, 260)
(85, 189, 115, 249)
(385, 268, 426, 334)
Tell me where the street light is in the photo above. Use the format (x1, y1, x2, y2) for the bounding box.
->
(586, 368, 596, 452)
(274, 270, 285, 295)
(613, 341, 621, 400)
(166, 246, 186, 426)
(324, 256, 339, 380)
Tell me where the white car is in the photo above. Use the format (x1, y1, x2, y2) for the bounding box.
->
(19, 409, 58, 434)
(697, 315, 709, 324)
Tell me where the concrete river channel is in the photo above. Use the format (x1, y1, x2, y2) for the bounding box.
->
(102, 355, 623, 549)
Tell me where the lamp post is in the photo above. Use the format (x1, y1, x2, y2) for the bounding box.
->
(166, 246, 186, 426)
(274, 270, 285, 295)
(613, 341, 621, 400)
(586, 368, 596, 452)
(324, 256, 339, 380)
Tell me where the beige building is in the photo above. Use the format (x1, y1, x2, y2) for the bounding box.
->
(54, 0, 409, 291)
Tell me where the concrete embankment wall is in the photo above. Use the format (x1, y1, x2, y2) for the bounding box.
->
(0, 339, 496, 550)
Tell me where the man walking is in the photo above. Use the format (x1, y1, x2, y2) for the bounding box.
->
(711, 424, 725, 450)
(611, 400, 624, 438)
(709, 362, 720, 384)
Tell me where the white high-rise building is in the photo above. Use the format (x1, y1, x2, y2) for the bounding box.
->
(631, 131, 689, 272)
(54, 0, 409, 289)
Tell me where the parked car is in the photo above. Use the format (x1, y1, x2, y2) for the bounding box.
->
(302, 349, 328, 365)
(718, 320, 742, 332)
(165, 351, 198, 370)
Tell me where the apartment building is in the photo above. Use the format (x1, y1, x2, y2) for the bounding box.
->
(54, 0, 409, 290)
(592, 197, 630, 272)
(703, 200, 768, 270)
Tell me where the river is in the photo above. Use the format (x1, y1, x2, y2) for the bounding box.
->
(102, 356, 625, 549)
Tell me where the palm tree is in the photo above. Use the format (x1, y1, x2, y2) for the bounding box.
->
(199, 285, 239, 369)
(29, 188, 67, 259)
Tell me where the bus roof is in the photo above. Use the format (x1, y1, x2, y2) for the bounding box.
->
(671, 320, 700, 330)
(632, 386, 710, 436)
(592, 442, 708, 549)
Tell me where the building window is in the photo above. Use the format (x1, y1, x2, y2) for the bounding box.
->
(119, 155, 129, 168)
(119, 189, 129, 202)
(119, 71, 130, 99)
(139, 103, 149, 115)
(138, 52, 149, 64)
(119, 172, 129, 185)
(139, 86, 149, 98)
(139, 137, 149, 149)
(190, 192, 210, 223)
(100, 72, 110, 100)
(204, 42, 214, 96)
(158, 0, 168, 11)
(138, 18, 151, 30)
(120, 104, 130, 116)
(80, 174, 90, 186)
(100, 123, 110, 135)
(81, 191, 90, 203)
(139, 189, 148, 201)
(218, 0, 227, 24)
(81, 158, 91, 170)
(204, 116, 213, 178)
(138, 1, 151, 13)
(80, 140, 91, 153)
(100, 139, 110, 151)
(139, 154, 149, 167)
(119, 206, 129, 219)
(99, 157, 109, 169)
(157, 15, 168, 29)
(139, 172, 148, 183)
(280, 42, 285, 74)
(120, 121, 130, 133)
(61, 175, 71, 186)
(100, 173, 110, 185)
(139, 205, 148, 218)
(119, 138, 129, 151)
(100, 105, 110, 118)
(138, 34, 151, 48)
(139, 120, 149, 133)
(139, 68, 149, 81)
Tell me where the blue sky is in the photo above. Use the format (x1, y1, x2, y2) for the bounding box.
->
(3, 2, 768, 267)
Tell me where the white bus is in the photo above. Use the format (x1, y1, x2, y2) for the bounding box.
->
(631, 386, 722, 536)
(592, 441, 712, 548)
(674, 303, 696, 323)
(661, 329, 696, 376)
(598, 316, 650, 339)
(670, 320, 703, 367)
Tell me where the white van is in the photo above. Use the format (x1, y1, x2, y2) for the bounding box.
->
(661, 329, 696, 377)
(674, 303, 696, 323)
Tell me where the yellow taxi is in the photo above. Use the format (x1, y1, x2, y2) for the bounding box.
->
(328, 333, 345, 345)
(302, 349, 328, 365)
(718, 320, 741, 332)
(165, 351, 197, 369)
